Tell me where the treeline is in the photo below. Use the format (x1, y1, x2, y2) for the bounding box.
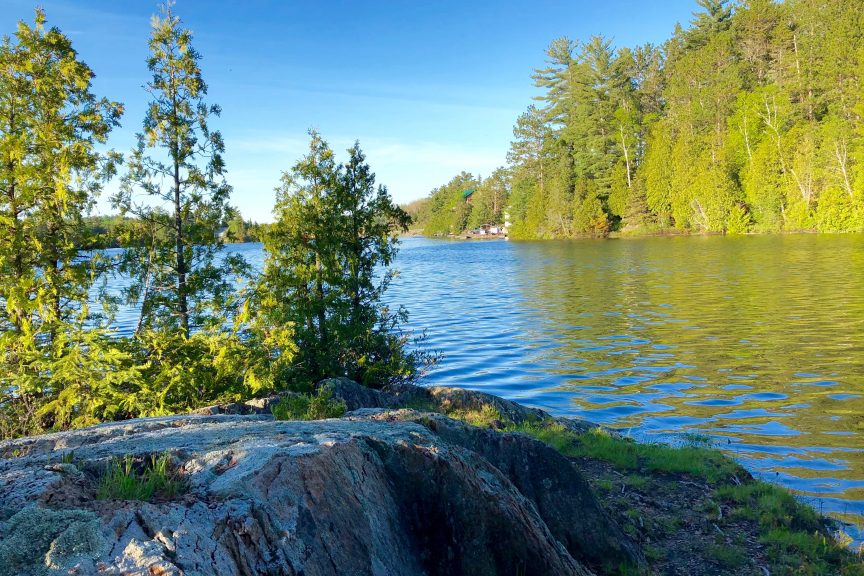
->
(0, 7, 420, 439)
(409, 169, 510, 236)
(416, 0, 864, 238)
(81, 210, 268, 249)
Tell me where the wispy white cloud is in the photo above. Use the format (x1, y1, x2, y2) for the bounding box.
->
(224, 134, 506, 221)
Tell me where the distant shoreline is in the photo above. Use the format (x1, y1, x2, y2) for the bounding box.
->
(402, 228, 857, 241)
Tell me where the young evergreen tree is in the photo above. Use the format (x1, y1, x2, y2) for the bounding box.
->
(113, 2, 243, 338)
(0, 10, 126, 437)
(259, 132, 417, 389)
(333, 143, 413, 384)
(508, 106, 551, 238)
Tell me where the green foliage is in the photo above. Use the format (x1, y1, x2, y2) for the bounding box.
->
(271, 387, 347, 421)
(716, 482, 864, 575)
(446, 404, 503, 428)
(716, 482, 822, 532)
(112, 3, 246, 338)
(466, 168, 510, 229)
(706, 541, 747, 570)
(118, 329, 267, 417)
(1, 5, 431, 439)
(415, 0, 864, 238)
(258, 132, 425, 390)
(507, 421, 577, 453)
(509, 422, 741, 483)
(0, 9, 124, 438)
(576, 428, 742, 483)
(96, 452, 182, 501)
(413, 172, 479, 236)
(509, 419, 863, 574)
(725, 203, 752, 234)
(760, 529, 864, 575)
(572, 187, 611, 237)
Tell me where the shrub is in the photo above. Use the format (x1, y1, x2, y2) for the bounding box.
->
(271, 387, 347, 421)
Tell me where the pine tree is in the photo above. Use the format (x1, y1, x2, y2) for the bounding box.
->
(114, 2, 243, 338)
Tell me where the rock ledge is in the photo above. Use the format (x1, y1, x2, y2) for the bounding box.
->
(0, 383, 639, 576)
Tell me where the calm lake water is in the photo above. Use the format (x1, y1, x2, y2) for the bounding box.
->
(114, 235, 864, 538)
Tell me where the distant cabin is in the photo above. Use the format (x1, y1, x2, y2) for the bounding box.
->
(467, 224, 505, 236)
(462, 188, 475, 204)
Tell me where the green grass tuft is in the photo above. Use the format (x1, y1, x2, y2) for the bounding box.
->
(446, 404, 504, 428)
(506, 421, 576, 453)
(716, 482, 822, 532)
(96, 452, 182, 501)
(507, 421, 741, 484)
(271, 387, 347, 421)
(707, 541, 747, 569)
(716, 482, 864, 575)
(760, 528, 864, 575)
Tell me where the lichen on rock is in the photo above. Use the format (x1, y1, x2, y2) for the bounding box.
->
(0, 505, 105, 576)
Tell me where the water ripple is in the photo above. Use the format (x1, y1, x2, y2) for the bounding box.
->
(386, 235, 864, 541)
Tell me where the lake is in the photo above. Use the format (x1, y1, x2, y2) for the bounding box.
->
(113, 234, 864, 538)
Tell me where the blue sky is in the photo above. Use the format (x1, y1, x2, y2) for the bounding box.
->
(4, 1, 696, 222)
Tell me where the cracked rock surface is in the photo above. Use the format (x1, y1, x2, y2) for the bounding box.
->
(0, 387, 640, 576)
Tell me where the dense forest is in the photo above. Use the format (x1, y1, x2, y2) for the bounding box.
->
(0, 7, 419, 438)
(411, 0, 864, 238)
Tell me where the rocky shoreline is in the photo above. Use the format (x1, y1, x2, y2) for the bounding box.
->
(0, 379, 860, 575)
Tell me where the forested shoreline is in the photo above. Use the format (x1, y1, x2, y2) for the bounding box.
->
(411, 0, 864, 238)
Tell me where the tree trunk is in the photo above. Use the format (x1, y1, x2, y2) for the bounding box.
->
(170, 77, 189, 338)
(315, 251, 327, 351)
(174, 158, 188, 338)
(834, 141, 853, 199)
(620, 126, 632, 189)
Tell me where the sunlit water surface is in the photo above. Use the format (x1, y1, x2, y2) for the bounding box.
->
(111, 235, 864, 539)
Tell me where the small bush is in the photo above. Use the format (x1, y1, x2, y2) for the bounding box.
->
(271, 387, 347, 421)
(271, 394, 313, 421)
(96, 452, 182, 501)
